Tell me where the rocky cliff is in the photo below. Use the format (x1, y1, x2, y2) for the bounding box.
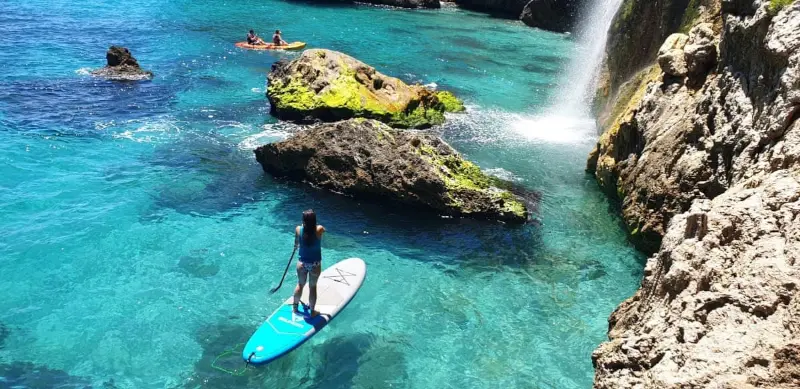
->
(519, 0, 585, 32)
(589, 0, 800, 387)
(453, 0, 586, 33)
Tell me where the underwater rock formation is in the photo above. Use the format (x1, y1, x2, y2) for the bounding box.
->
(254, 119, 528, 223)
(91, 46, 153, 81)
(0, 322, 8, 349)
(266, 49, 464, 129)
(589, 0, 800, 387)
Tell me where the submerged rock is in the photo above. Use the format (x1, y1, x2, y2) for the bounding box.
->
(0, 322, 8, 348)
(267, 49, 464, 129)
(254, 119, 528, 223)
(91, 46, 153, 81)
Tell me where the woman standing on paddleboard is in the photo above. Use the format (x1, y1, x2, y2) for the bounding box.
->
(293, 209, 325, 317)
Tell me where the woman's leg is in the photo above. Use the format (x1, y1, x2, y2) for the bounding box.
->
(293, 262, 308, 312)
(308, 262, 321, 316)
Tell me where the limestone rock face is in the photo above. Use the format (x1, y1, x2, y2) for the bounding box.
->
(267, 49, 464, 129)
(90, 46, 153, 81)
(254, 119, 529, 223)
(684, 23, 718, 78)
(657, 33, 689, 77)
(593, 170, 800, 388)
(590, 0, 800, 387)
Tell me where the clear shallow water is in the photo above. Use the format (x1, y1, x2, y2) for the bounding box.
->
(0, 1, 644, 388)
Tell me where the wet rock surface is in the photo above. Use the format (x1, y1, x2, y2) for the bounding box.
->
(267, 49, 463, 129)
(91, 46, 153, 81)
(254, 119, 529, 223)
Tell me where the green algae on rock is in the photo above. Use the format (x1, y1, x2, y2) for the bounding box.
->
(267, 49, 464, 129)
(254, 119, 528, 223)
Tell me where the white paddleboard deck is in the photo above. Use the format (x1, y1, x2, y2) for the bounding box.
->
(242, 257, 366, 364)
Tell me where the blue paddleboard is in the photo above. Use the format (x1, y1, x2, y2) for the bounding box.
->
(242, 257, 366, 365)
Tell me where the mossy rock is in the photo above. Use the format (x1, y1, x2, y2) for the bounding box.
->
(254, 119, 529, 223)
(267, 49, 464, 129)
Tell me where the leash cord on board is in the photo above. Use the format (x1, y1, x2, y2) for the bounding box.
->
(211, 343, 254, 376)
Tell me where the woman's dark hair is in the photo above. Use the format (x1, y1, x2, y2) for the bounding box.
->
(275, 30, 280, 34)
(249, 29, 254, 34)
(302, 209, 317, 243)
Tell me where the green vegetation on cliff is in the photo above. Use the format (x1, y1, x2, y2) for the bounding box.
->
(769, 0, 796, 15)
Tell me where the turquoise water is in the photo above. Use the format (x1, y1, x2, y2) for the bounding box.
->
(0, 1, 644, 388)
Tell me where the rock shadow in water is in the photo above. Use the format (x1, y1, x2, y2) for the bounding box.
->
(178, 323, 274, 388)
(305, 333, 373, 388)
(0, 322, 9, 349)
(177, 254, 220, 279)
(144, 134, 272, 218)
(0, 78, 174, 136)
(265, 180, 545, 272)
(446, 35, 489, 50)
(306, 332, 409, 389)
(0, 361, 119, 389)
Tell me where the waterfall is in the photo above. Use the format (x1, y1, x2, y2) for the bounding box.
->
(558, 0, 625, 116)
(513, 0, 625, 143)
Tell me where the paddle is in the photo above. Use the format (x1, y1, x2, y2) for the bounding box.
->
(269, 246, 297, 294)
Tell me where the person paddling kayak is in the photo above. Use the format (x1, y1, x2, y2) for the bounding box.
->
(293, 209, 325, 317)
(247, 29, 267, 45)
(273, 30, 288, 46)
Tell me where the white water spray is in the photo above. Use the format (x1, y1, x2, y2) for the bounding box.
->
(513, 0, 625, 144)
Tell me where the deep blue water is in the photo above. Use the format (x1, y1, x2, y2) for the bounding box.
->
(0, 1, 644, 388)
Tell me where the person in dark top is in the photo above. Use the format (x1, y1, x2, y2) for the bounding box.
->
(293, 209, 325, 317)
(272, 30, 288, 46)
(247, 30, 266, 45)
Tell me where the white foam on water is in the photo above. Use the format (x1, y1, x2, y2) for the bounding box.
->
(511, 113, 597, 144)
(111, 120, 181, 143)
(75, 67, 93, 76)
(484, 167, 524, 183)
(238, 122, 300, 150)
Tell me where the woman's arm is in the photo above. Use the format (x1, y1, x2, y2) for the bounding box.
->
(294, 226, 300, 248)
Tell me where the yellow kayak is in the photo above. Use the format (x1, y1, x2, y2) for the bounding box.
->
(235, 41, 306, 51)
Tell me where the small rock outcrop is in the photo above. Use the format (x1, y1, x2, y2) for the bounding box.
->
(90, 46, 153, 81)
(254, 119, 528, 223)
(267, 50, 464, 129)
(519, 0, 585, 33)
(362, 0, 440, 8)
(589, 0, 800, 387)
(656, 24, 718, 80)
(684, 23, 717, 78)
(454, 0, 529, 17)
(657, 33, 689, 77)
